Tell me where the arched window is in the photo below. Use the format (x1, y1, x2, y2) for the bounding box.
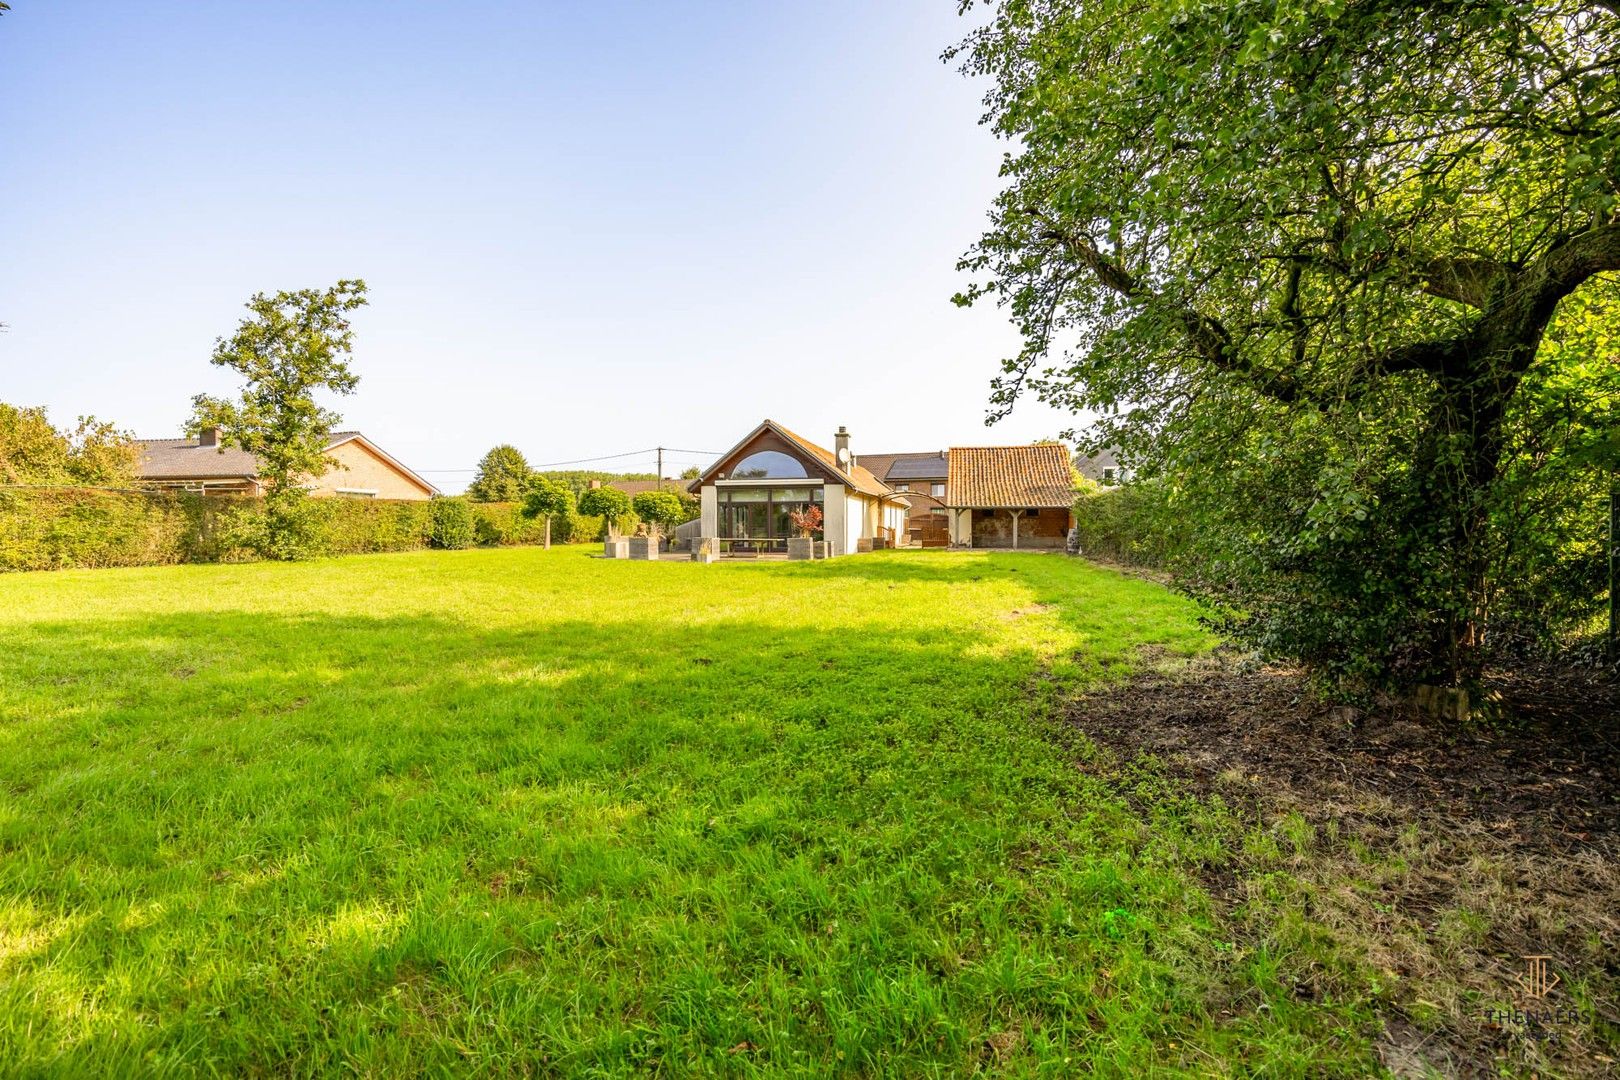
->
(730, 450, 810, 479)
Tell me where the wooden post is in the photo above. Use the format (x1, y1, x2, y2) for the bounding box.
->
(544, 515, 551, 550)
(1009, 509, 1025, 550)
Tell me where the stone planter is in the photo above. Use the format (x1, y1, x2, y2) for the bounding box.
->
(628, 536, 658, 561)
(603, 538, 629, 559)
(787, 537, 815, 561)
(813, 540, 831, 559)
(690, 537, 718, 563)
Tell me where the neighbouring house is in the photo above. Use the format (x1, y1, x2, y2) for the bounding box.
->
(134, 427, 438, 500)
(1074, 447, 1132, 486)
(688, 420, 1076, 555)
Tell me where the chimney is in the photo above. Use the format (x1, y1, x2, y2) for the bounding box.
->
(198, 426, 220, 448)
(834, 425, 853, 468)
(588, 479, 602, 489)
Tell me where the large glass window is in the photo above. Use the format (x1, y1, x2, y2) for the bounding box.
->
(716, 485, 824, 550)
(730, 450, 811, 479)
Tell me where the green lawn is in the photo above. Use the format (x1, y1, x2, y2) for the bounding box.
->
(0, 548, 1378, 1076)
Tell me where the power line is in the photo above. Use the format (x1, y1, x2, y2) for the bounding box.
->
(416, 446, 723, 475)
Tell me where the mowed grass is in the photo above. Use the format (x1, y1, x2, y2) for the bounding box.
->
(1, 548, 1375, 1076)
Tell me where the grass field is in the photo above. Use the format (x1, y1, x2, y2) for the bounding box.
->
(1, 547, 1403, 1075)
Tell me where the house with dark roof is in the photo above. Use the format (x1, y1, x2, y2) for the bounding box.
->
(688, 421, 1076, 554)
(134, 428, 438, 500)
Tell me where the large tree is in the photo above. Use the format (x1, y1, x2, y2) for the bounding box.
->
(467, 445, 532, 502)
(953, 0, 1619, 689)
(191, 280, 367, 559)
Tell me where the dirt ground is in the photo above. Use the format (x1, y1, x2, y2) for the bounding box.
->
(1063, 653, 1620, 1078)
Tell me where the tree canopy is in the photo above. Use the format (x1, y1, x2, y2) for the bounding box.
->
(467, 445, 532, 502)
(0, 404, 137, 487)
(953, 0, 1619, 689)
(631, 489, 687, 537)
(191, 280, 367, 559)
(520, 475, 574, 549)
(577, 485, 632, 538)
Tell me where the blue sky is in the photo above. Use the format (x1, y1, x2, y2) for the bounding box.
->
(0, 2, 1081, 489)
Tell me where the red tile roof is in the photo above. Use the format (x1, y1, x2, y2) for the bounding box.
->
(769, 422, 894, 498)
(946, 444, 1075, 508)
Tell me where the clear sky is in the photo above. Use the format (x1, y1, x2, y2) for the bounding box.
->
(1, 2, 1084, 490)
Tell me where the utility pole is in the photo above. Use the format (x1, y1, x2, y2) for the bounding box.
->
(657, 447, 664, 489)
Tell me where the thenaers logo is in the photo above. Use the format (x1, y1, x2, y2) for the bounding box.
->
(1517, 955, 1561, 1000)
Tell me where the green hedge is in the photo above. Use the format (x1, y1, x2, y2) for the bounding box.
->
(0, 489, 581, 572)
(1070, 483, 1185, 569)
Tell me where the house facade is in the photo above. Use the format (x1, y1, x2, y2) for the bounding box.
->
(689, 421, 907, 555)
(689, 421, 1077, 555)
(134, 428, 438, 500)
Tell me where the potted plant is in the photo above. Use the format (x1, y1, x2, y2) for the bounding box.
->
(631, 489, 688, 559)
(786, 504, 822, 560)
(578, 485, 632, 558)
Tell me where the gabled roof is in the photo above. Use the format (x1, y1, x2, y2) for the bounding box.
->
(851, 451, 947, 483)
(135, 430, 438, 494)
(690, 420, 896, 500)
(946, 444, 1075, 509)
(1074, 447, 1122, 482)
(133, 436, 265, 480)
(885, 453, 949, 481)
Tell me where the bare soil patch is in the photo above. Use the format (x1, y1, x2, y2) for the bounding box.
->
(1063, 655, 1620, 1078)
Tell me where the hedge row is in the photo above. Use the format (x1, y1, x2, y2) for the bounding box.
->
(0, 489, 600, 572)
(1070, 483, 1185, 569)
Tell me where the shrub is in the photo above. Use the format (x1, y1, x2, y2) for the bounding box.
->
(427, 497, 476, 550)
(0, 491, 574, 573)
(1070, 483, 1182, 568)
(0, 404, 138, 486)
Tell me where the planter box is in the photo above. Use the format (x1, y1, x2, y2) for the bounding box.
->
(813, 540, 831, 559)
(787, 537, 815, 561)
(690, 537, 718, 563)
(603, 538, 629, 559)
(628, 536, 658, 561)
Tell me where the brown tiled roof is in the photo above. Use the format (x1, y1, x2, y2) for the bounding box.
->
(769, 422, 895, 499)
(946, 444, 1075, 508)
(692, 420, 896, 499)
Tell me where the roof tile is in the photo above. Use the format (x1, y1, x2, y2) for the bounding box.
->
(946, 444, 1075, 508)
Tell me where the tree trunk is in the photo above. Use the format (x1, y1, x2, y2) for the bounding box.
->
(1404, 339, 1528, 687)
(544, 516, 551, 550)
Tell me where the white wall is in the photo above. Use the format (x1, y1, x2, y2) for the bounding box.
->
(822, 485, 848, 555)
(699, 485, 718, 537)
(844, 492, 870, 552)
